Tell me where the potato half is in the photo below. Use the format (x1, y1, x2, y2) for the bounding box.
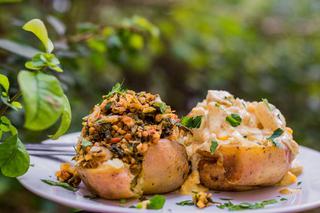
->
(197, 145, 293, 191)
(77, 139, 189, 199)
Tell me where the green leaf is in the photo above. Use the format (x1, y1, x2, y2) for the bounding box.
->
(23, 19, 54, 53)
(41, 179, 77, 192)
(147, 195, 166, 210)
(226, 113, 242, 127)
(25, 53, 63, 72)
(11, 101, 22, 109)
(267, 128, 284, 147)
(0, 135, 30, 177)
(210, 140, 218, 154)
(153, 101, 168, 114)
(0, 74, 9, 93)
(49, 95, 71, 139)
(176, 200, 194, 206)
(268, 130, 283, 146)
(18, 71, 65, 130)
(0, 116, 17, 138)
(81, 138, 92, 149)
(105, 83, 126, 99)
(180, 116, 202, 128)
(0, 39, 39, 58)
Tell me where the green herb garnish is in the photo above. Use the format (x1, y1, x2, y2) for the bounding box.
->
(297, 181, 302, 186)
(210, 140, 218, 154)
(219, 197, 233, 201)
(217, 199, 278, 211)
(130, 195, 166, 210)
(280, 198, 288, 201)
(105, 102, 112, 111)
(106, 82, 126, 98)
(153, 102, 168, 114)
(81, 138, 92, 149)
(176, 200, 194, 206)
(180, 116, 202, 128)
(267, 128, 284, 147)
(119, 198, 127, 204)
(83, 194, 98, 199)
(41, 179, 77, 192)
(147, 195, 166, 209)
(226, 113, 242, 127)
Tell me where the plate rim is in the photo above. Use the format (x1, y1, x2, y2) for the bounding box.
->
(17, 132, 320, 213)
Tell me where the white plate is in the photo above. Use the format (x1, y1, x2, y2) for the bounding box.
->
(18, 132, 320, 213)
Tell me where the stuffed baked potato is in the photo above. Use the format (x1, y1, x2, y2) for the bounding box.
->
(62, 85, 189, 199)
(181, 90, 299, 193)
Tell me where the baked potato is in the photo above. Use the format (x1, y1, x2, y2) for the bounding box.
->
(182, 90, 299, 192)
(60, 85, 189, 199)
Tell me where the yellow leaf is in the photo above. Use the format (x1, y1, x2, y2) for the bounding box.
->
(23, 19, 54, 53)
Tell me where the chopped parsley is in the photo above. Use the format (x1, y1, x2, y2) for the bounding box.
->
(41, 179, 77, 192)
(180, 116, 202, 128)
(219, 197, 233, 201)
(105, 82, 126, 98)
(153, 102, 168, 114)
(105, 102, 112, 111)
(297, 181, 302, 186)
(81, 138, 92, 149)
(176, 200, 194, 206)
(210, 140, 218, 154)
(267, 128, 284, 147)
(280, 198, 288, 201)
(130, 195, 166, 210)
(217, 199, 277, 211)
(83, 194, 98, 199)
(226, 114, 242, 127)
(119, 198, 127, 204)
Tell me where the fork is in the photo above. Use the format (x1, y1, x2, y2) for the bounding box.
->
(25, 143, 76, 156)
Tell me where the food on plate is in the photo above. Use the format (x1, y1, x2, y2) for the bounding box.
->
(181, 90, 299, 192)
(64, 84, 189, 199)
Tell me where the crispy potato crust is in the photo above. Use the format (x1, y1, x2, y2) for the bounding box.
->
(198, 145, 293, 191)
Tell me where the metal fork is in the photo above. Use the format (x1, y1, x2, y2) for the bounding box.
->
(25, 143, 76, 156)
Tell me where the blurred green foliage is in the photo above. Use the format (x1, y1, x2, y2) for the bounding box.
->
(0, 0, 319, 212)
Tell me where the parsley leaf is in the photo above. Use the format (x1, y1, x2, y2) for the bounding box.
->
(147, 195, 166, 209)
(210, 140, 218, 154)
(267, 128, 284, 147)
(131, 195, 166, 210)
(41, 179, 78, 192)
(217, 199, 278, 211)
(280, 198, 288, 201)
(105, 82, 126, 98)
(176, 200, 194, 206)
(153, 102, 168, 114)
(226, 113, 242, 127)
(81, 138, 92, 149)
(180, 116, 202, 128)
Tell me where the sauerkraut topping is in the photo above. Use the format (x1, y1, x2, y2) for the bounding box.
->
(73, 84, 182, 177)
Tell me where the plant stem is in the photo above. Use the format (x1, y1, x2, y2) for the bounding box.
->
(0, 91, 22, 116)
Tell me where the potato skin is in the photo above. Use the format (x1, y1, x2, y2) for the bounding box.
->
(142, 139, 189, 194)
(77, 139, 189, 199)
(77, 165, 138, 199)
(198, 145, 293, 191)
